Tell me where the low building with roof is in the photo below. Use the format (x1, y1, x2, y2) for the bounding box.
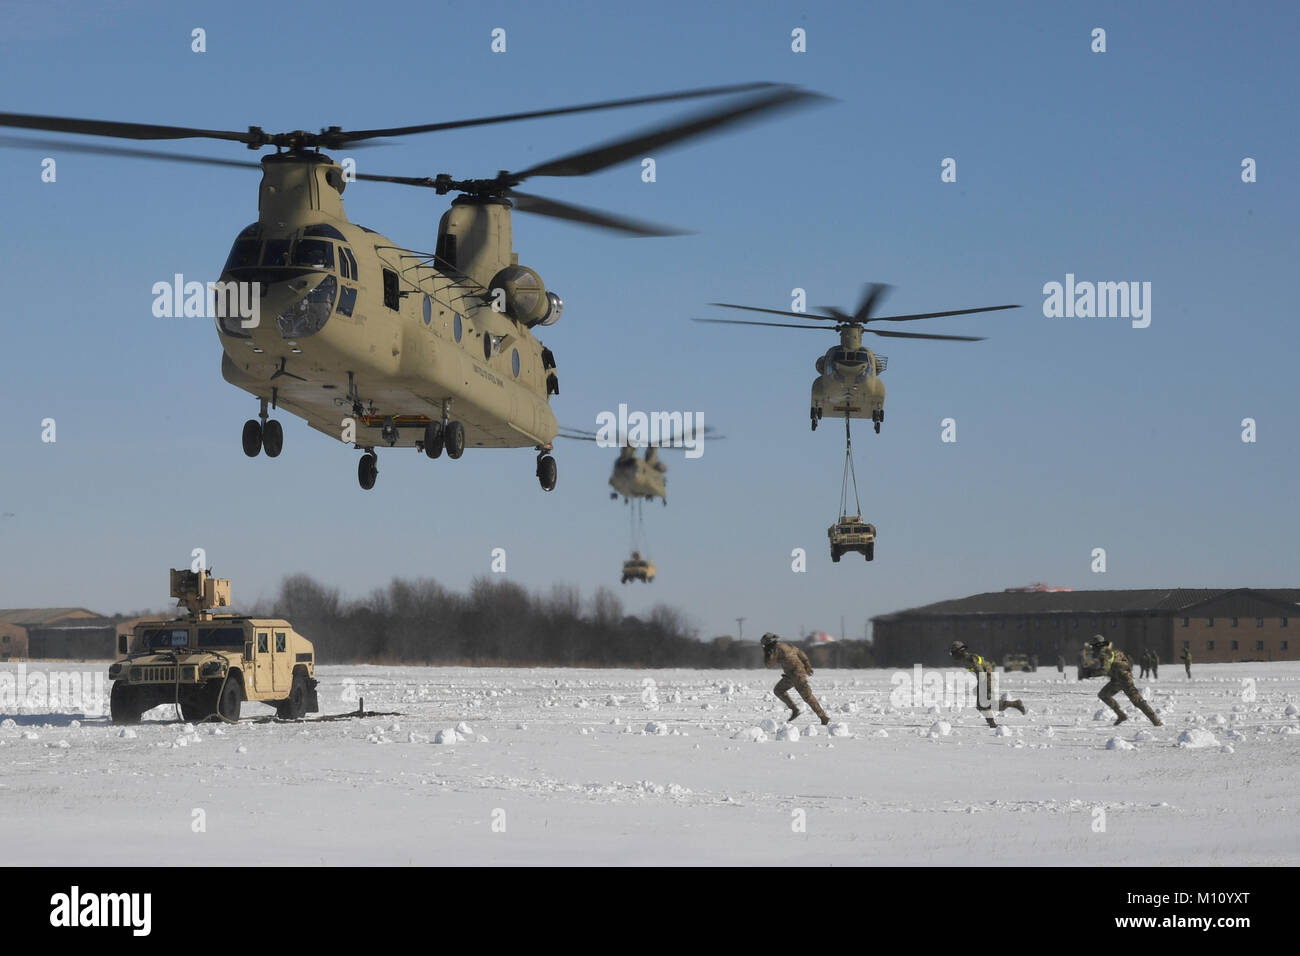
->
(871, 587, 1300, 667)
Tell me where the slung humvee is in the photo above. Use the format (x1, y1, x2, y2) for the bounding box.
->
(829, 515, 875, 562)
(108, 569, 320, 724)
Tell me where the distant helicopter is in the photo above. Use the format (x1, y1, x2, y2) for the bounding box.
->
(695, 283, 1019, 433)
(0, 83, 820, 490)
(557, 427, 721, 504)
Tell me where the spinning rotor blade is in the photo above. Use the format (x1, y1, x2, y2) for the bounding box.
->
(0, 110, 254, 144)
(853, 282, 891, 322)
(865, 328, 986, 341)
(0, 135, 260, 170)
(706, 302, 842, 322)
(337, 82, 783, 143)
(692, 318, 832, 331)
(512, 85, 826, 180)
(501, 191, 685, 237)
(867, 303, 1020, 323)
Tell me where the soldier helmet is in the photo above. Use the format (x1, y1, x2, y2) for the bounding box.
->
(1090, 635, 1109, 649)
(949, 641, 967, 659)
(760, 632, 778, 648)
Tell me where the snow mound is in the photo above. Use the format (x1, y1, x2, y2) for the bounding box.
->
(758, 718, 780, 734)
(208, 726, 224, 736)
(1285, 703, 1299, 717)
(1278, 725, 1300, 736)
(827, 722, 852, 737)
(731, 726, 768, 743)
(1133, 730, 1156, 743)
(1093, 709, 1111, 721)
(994, 725, 1013, 738)
(21, 731, 38, 741)
(804, 724, 818, 737)
(455, 722, 473, 736)
(433, 728, 463, 744)
(870, 728, 889, 738)
(1209, 714, 1227, 726)
(1177, 728, 1220, 749)
(235, 745, 247, 754)
(927, 721, 952, 738)
(643, 721, 668, 736)
(118, 729, 137, 739)
(0, 719, 14, 729)
(1043, 726, 1056, 738)
(1219, 744, 1235, 754)
(1106, 737, 1135, 751)
(838, 702, 859, 714)
(776, 725, 800, 742)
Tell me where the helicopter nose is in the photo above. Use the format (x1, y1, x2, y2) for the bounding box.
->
(264, 273, 338, 339)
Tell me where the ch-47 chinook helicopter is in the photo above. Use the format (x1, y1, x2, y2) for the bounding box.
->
(694, 283, 1019, 434)
(0, 83, 820, 490)
(555, 426, 721, 504)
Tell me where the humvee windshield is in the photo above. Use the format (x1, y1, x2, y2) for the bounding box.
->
(143, 628, 190, 649)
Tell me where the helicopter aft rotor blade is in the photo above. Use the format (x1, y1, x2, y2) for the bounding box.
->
(865, 328, 986, 341)
(692, 317, 835, 331)
(706, 303, 842, 322)
(865, 303, 1020, 323)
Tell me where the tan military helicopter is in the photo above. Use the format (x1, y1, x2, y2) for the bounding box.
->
(695, 283, 1019, 433)
(0, 83, 819, 490)
(555, 426, 720, 504)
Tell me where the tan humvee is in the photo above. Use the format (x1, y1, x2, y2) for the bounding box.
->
(828, 515, 875, 562)
(621, 551, 657, 584)
(108, 569, 319, 724)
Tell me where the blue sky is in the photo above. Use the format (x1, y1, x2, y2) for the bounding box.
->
(0, 1, 1296, 640)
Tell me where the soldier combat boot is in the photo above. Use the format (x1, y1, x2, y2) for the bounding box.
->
(1138, 701, 1162, 727)
(787, 707, 801, 722)
(1113, 712, 1129, 726)
(984, 716, 998, 728)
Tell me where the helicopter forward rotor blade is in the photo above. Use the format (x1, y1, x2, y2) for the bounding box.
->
(692, 318, 832, 331)
(512, 85, 827, 180)
(508, 191, 686, 237)
(336, 82, 782, 143)
(706, 303, 841, 322)
(865, 328, 986, 341)
(868, 304, 1020, 323)
(0, 135, 261, 170)
(0, 110, 255, 144)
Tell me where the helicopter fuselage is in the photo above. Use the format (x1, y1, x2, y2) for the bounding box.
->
(609, 447, 668, 502)
(216, 152, 560, 453)
(811, 326, 885, 424)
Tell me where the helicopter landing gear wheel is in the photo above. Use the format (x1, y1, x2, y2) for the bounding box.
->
(358, 452, 378, 491)
(444, 421, 466, 459)
(536, 454, 557, 492)
(423, 421, 444, 459)
(262, 419, 284, 458)
(241, 420, 262, 457)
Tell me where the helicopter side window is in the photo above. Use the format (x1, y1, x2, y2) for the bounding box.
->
(303, 224, 346, 240)
(382, 269, 400, 310)
(338, 247, 354, 281)
(293, 239, 334, 271)
(262, 239, 291, 267)
(344, 248, 359, 280)
(337, 286, 358, 317)
(223, 238, 260, 272)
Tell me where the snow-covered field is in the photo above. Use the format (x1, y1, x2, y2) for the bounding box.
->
(1, 661, 1297, 865)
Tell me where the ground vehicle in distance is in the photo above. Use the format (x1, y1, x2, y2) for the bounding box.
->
(829, 515, 875, 562)
(1003, 652, 1038, 672)
(108, 569, 320, 724)
(621, 552, 657, 584)
(1077, 643, 1106, 679)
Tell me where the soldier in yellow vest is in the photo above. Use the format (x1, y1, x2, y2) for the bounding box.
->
(1092, 636, 1162, 727)
(948, 642, 1026, 728)
(761, 633, 830, 724)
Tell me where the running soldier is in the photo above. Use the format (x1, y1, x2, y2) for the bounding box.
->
(1150, 649, 1159, 679)
(1092, 636, 1162, 726)
(761, 633, 829, 724)
(1138, 649, 1151, 679)
(948, 641, 1026, 728)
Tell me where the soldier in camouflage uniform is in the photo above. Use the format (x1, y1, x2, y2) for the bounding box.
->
(761, 633, 829, 724)
(948, 641, 1026, 728)
(1149, 649, 1159, 679)
(1092, 636, 1162, 726)
(1181, 647, 1191, 678)
(1138, 649, 1151, 679)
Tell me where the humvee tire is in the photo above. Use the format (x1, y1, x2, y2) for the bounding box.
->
(110, 681, 144, 725)
(276, 672, 309, 719)
(865, 544, 874, 561)
(831, 547, 841, 563)
(218, 676, 243, 721)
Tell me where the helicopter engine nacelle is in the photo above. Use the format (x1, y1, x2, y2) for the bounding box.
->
(815, 355, 827, 375)
(536, 291, 563, 327)
(489, 265, 556, 326)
